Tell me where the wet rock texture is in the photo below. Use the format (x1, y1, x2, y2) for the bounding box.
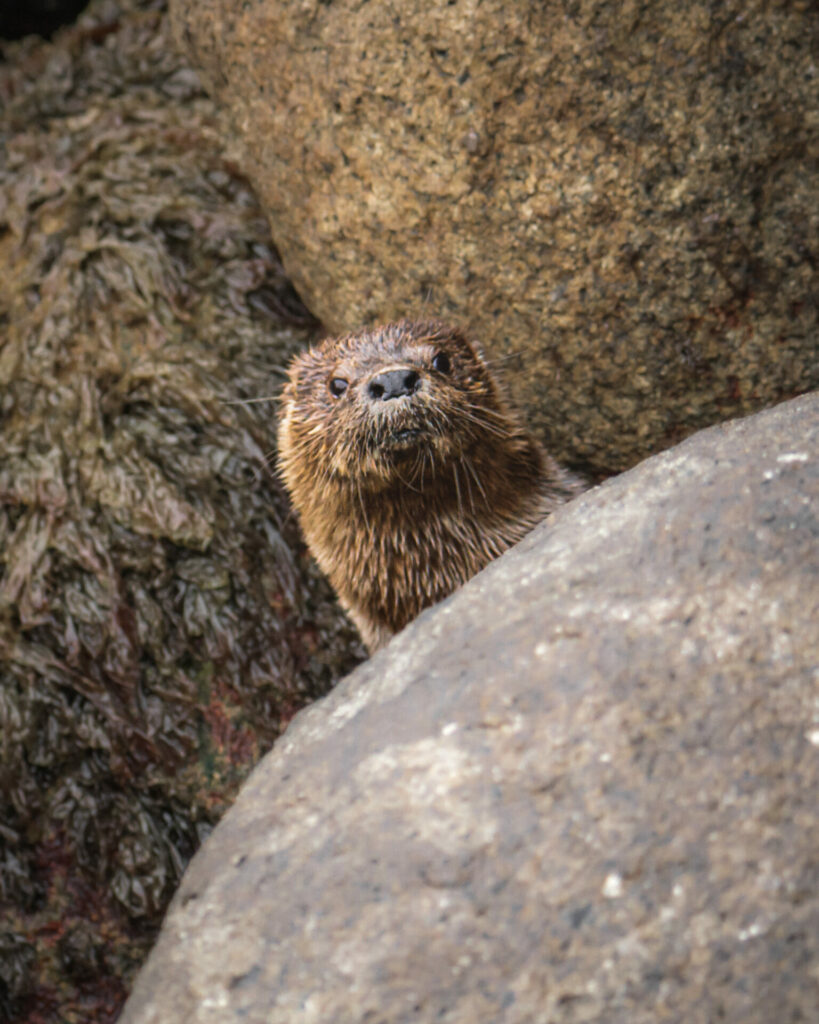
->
(170, 0, 818, 473)
(121, 392, 819, 1024)
(0, 2, 361, 1020)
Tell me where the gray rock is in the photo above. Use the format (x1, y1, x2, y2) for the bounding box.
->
(120, 393, 819, 1024)
(169, 0, 819, 473)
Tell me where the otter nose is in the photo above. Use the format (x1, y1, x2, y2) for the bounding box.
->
(367, 368, 421, 401)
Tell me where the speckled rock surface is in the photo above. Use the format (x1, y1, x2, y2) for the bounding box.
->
(120, 392, 819, 1024)
(170, 0, 818, 473)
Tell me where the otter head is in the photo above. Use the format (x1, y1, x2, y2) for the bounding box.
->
(276, 320, 580, 650)
(279, 320, 509, 493)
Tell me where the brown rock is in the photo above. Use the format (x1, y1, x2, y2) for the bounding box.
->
(170, 0, 819, 473)
(120, 392, 819, 1024)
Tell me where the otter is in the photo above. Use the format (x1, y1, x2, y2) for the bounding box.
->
(278, 320, 583, 651)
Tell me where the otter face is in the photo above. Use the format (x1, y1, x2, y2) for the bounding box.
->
(280, 320, 507, 488)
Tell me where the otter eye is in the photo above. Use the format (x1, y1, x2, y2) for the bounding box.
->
(328, 377, 348, 398)
(431, 352, 451, 374)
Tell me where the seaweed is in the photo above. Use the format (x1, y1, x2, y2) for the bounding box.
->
(0, 2, 363, 1020)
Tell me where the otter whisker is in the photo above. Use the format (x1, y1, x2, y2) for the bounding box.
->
(479, 352, 524, 370)
(392, 464, 423, 494)
(462, 455, 489, 505)
(418, 449, 431, 492)
(460, 457, 476, 513)
(449, 405, 514, 440)
(355, 473, 370, 532)
(460, 399, 516, 428)
(452, 462, 464, 520)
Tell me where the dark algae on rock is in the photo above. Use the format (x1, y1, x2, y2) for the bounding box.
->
(0, 2, 362, 1020)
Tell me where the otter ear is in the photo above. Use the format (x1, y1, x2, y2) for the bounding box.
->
(286, 349, 324, 396)
(438, 323, 483, 360)
(459, 332, 492, 369)
(469, 339, 488, 363)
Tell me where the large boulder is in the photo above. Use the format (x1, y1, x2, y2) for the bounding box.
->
(120, 392, 819, 1024)
(170, 0, 819, 472)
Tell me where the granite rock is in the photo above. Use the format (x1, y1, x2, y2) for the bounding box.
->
(120, 392, 819, 1024)
(170, 0, 819, 472)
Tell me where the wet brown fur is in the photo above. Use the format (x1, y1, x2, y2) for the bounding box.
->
(278, 320, 583, 651)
